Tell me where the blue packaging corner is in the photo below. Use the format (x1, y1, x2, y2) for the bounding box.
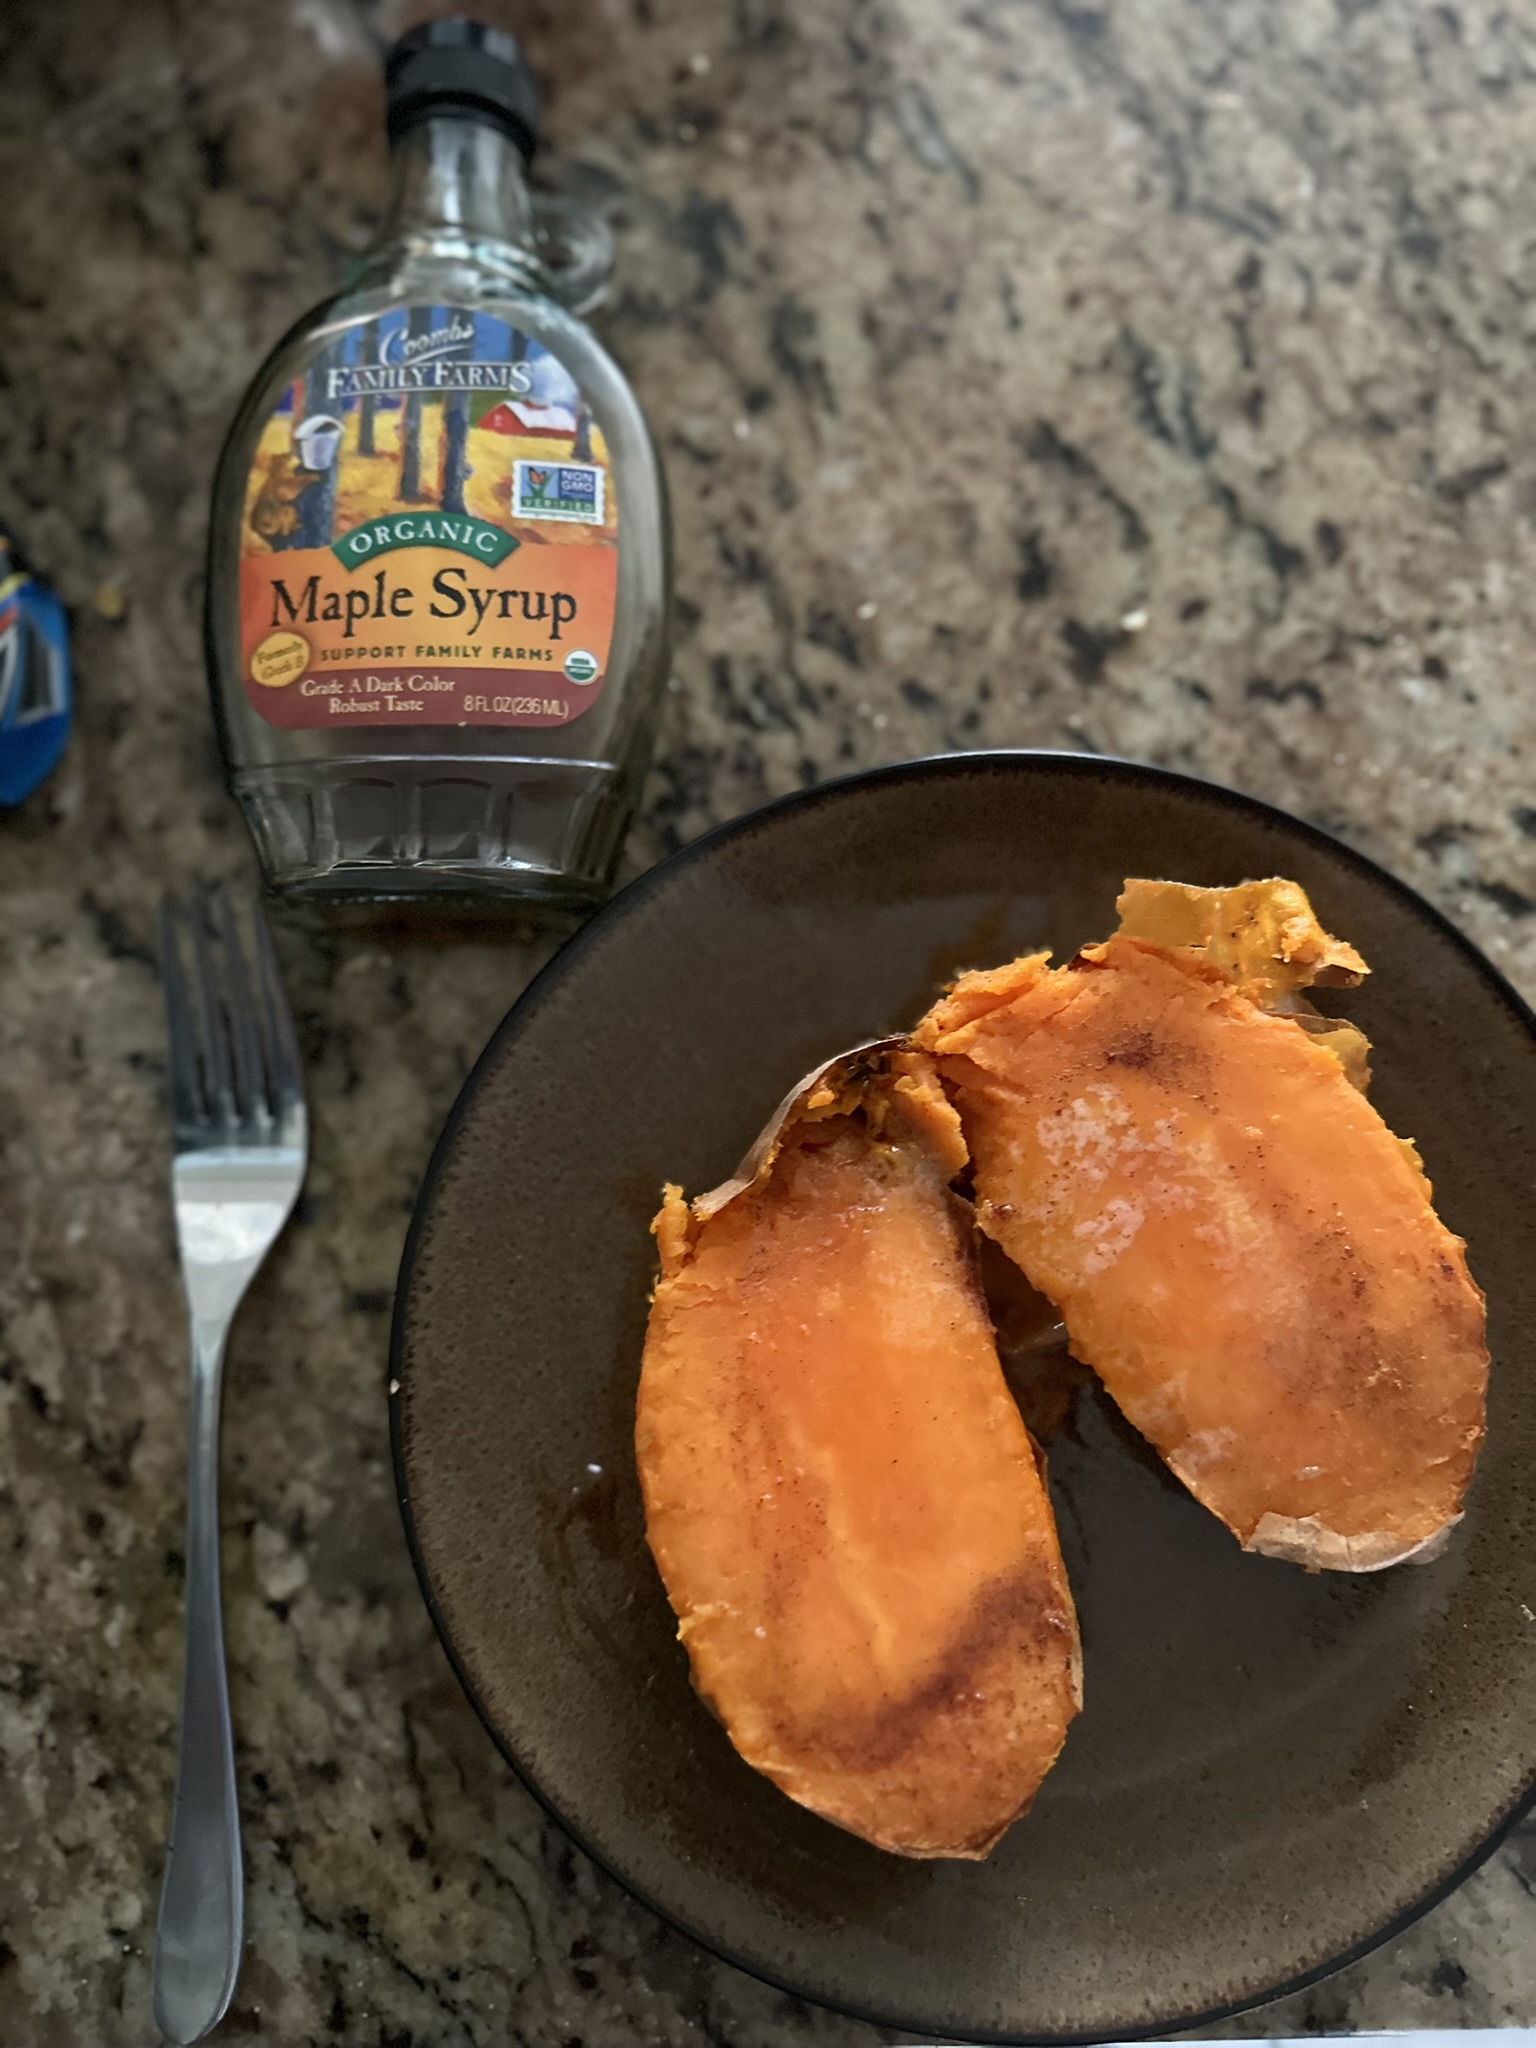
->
(0, 534, 73, 807)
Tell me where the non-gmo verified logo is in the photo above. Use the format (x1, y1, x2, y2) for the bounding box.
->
(563, 649, 600, 685)
(513, 459, 605, 524)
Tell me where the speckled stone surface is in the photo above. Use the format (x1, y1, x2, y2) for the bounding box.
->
(2, 1, 1535, 2042)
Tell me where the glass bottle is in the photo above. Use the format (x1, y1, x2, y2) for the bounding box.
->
(206, 19, 670, 918)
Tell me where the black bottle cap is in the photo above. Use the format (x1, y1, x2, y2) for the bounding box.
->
(385, 17, 540, 160)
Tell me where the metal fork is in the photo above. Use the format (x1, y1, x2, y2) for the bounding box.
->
(152, 888, 307, 2045)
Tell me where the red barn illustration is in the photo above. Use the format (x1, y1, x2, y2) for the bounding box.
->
(481, 399, 578, 440)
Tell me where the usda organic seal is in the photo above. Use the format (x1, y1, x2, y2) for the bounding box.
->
(563, 649, 600, 685)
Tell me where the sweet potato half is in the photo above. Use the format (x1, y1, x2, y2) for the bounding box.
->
(914, 879, 1489, 1571)
(636, 1050, 1081, 1858)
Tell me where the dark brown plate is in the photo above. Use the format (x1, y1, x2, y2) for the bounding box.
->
(390, 752, 1536, 2043)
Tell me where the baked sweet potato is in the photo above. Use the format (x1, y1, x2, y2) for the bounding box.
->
(913, 880, 1488, 1571)
(636, 1049, 1081, 1858)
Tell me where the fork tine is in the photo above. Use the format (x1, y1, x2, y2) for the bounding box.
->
(211, 885, 267, 1129)
(157, 898, 206, 1135)
(249, 899, 304, 1116)
(188, 887, 237, 1135)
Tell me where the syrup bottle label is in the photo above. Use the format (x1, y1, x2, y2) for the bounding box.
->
(238, 305, 618, 730)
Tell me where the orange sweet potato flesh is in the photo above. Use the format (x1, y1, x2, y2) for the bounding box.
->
(914, 880, 1488, 1571)
(637, 1052, 1081, 1858)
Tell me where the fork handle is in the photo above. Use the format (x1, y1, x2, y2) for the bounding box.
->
(153, 1323, 243, 2045)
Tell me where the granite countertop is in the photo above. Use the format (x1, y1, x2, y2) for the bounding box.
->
(3, 0, 1535, 2042)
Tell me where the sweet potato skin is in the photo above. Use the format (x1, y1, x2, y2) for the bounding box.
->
(915, 925, 1488, 1569)
(636, 1057, 1080, 1858)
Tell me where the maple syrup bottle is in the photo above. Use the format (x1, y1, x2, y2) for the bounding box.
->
(206, 19, 670, 916)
